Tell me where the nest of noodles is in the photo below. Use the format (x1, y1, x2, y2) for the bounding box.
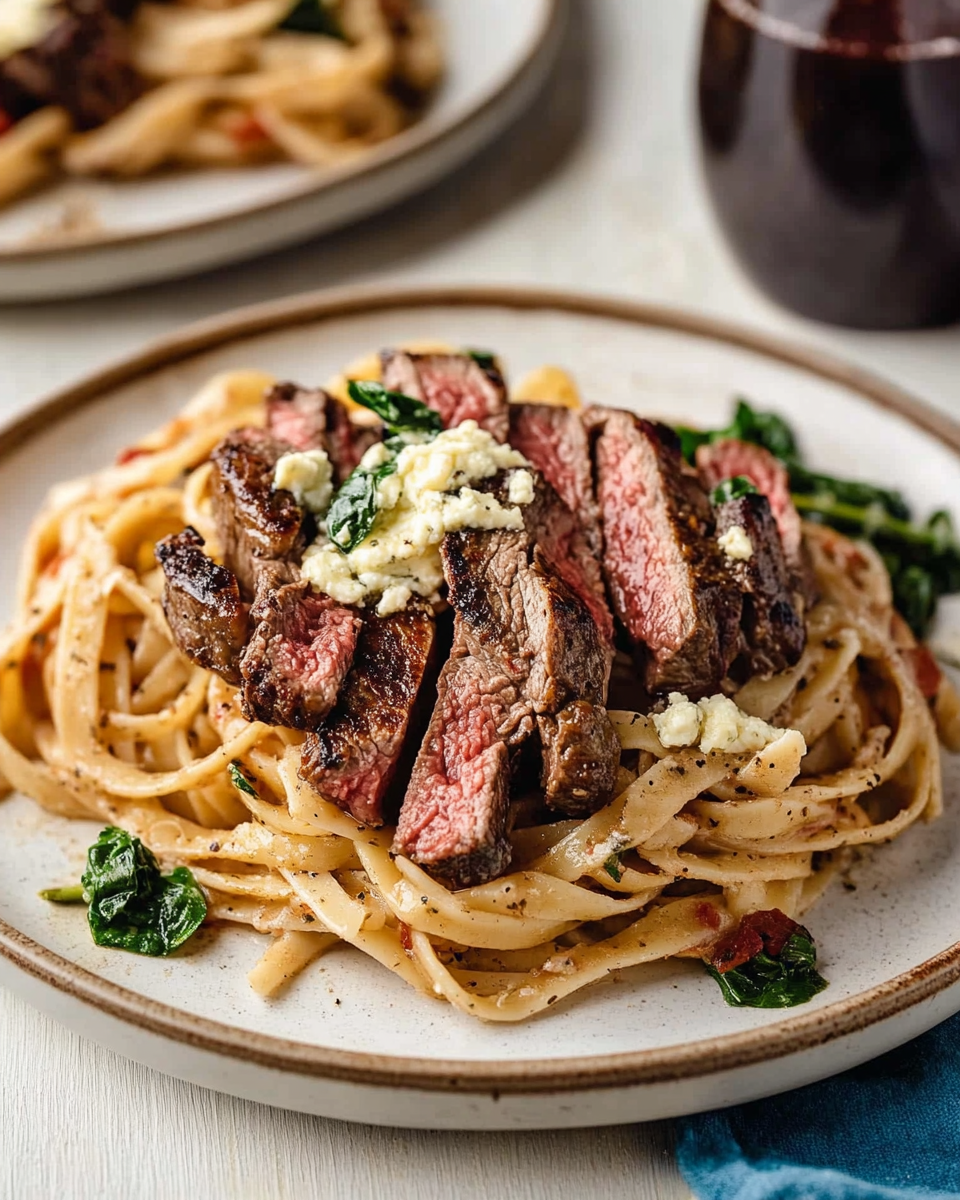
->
(0, 364, 952, 1020)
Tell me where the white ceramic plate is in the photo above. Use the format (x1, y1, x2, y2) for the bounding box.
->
(2, 286, 960, 1131)
(0, 1, 561, 301)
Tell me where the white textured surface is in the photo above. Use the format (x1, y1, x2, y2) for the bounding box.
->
(3, 0, 960, 1194)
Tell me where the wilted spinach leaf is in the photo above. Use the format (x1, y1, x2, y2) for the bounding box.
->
(280, 0, 345, 38)
(229, 760, 258, 798)
(78, 827, 206, 957)
(710, 475, 758, 505)
(465, 349, 497, 371)
(347, 380, 443, 436)
(326, 457, 398, 552)
(602, 853, 623, 883)
(706, 932, 827, 1008)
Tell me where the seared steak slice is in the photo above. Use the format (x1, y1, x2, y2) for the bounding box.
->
(380, 350, 509, 442)
(443, 508, 611, 712)
(0, 3, 142, 129)
(210, 429, 307, 599)
(265, 383, 328, 454)
(508, 403, 612, 642)
(239, 578, 360, 729)
(697, 439, 803, 566)
(393, 652, 513, 887)
(155, 527, 248, 686)
(394, 474, 618, 885)
(715, 494, 806, 676)
(508, 404, 600, 549)
(266, 382, 379, 483)
(592, 409, 742, 697)
(538, 701, 621, 817)
(299, 606, 436, 826)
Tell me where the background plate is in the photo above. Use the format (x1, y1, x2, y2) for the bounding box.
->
(1, 286, 959, 1130)
(0, 0, 561, 300)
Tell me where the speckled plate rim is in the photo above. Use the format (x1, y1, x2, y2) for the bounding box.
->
(2, 283, 960, 1097)
(0, 0, 563, 264)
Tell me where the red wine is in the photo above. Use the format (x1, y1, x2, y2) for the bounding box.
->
(698, 0, 960, 328)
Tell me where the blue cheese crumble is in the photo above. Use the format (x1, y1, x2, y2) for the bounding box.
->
(653, 692, 803, 755)
(299, 421, 534, 616)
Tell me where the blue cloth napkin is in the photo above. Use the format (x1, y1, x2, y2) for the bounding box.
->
(676, 1011, 960, 1199)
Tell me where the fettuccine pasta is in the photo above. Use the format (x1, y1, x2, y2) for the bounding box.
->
(0, 0, 441, 212)
(0, 365, 948, 1021)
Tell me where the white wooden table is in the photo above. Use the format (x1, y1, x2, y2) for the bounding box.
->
(3, 3, 959, 1196)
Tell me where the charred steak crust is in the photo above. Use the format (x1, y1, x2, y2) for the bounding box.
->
(696, 439, 803, 566)
(538, 701, 621, 817)
(696, 437, 816, 609)
(393, 474, 619, 885)
(715, 494, 806, 676)
(380, 350, 510, 442)
(155, 526, 248, 686)
(299, 606, 436, 827)
(591, 409, 742, 697)
(239, 579, 361, 730)
(266, 382, 379, 482)
(210, 429, 308, 599)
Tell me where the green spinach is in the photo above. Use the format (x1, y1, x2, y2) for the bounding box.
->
(710, 475, 758, 505)
(602, 853, 623, 883)
(42, 827, 207, 957)
(280, 0, 345, 38)
(465, 349, 497, 371)
(347, 380, 444, 437)
(675, 397, 959, 637)
(229, 760, 258, 798)
(39, 885, 85, 903)
(326, 456, 399, 552)
(706, 931, 827, 1008)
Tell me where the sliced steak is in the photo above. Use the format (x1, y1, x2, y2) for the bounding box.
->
(155, 527, 248, 686)
(591, 409, 742, 697)
(266, 382, 379, 483)
(508, 403, 599, 548)
(394, 474, 618, 886)
(443, 493, 611, 712)
(715, 494, 806, 677)
(210, 429, 308, 599)
(380, 350, 509, 442)
(393, 652, 514, 887)
(299, 605, 436, 826)
(538, 700, 621, 817)
(508, 403, 612, 642)
(696, 438, 803, 567)
(0, 3, 142, 129)
(239, 578, 361, 729)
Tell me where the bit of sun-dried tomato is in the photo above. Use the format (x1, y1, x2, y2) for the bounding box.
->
(904, 644, 941, 701)
(224, 112, 269, 147)
(709, 908, 805, 973)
